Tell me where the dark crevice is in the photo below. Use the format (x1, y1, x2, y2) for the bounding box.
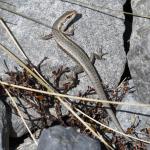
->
(123, 0, 133, 54)
(119, 63, 131, 83)
(119, 0, 133, 84)
(9, 133, 29, 150)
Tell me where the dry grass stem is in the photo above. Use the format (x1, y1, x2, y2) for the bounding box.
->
(0, 18, 28, 59)
(1, 84, 38, 145)
(0, 20, 112, 148)
(0, 7, 149, 147)
(61, 0, 150, 19)
(0, 43, 113, 149)
(0, 6, 51, 29)
(1, 81, 150, 108)
(76, 108, 150, 144)
(0, 18, 49, 84)
(1, 81, 150, 143)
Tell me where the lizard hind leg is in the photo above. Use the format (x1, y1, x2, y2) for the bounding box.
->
(90, 47, 108, 64)
(68, 47, 108, 78)
(64, 47, 108, 82)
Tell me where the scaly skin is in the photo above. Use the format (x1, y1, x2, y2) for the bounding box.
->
(52, 10, 125, 134)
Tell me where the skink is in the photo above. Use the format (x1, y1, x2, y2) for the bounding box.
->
(52, 10, 125, 134)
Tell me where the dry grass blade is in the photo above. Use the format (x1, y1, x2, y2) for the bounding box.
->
(0, 3, 147, 148)
(0, 18, 49, 85)
(1, 81, 150, 108)
(0, 6, 51, 29)
(61, 0, 150, 19)
(0, 1, 15, 7)
(76, 108, 150, 144)
(0, 18, 112, 149)
(0, 81, 149, 144)
(1, 84, 38, 145)
(0, 43, 113, 149)
(55, 94, 113, 149)
(0, 18, 28, 59)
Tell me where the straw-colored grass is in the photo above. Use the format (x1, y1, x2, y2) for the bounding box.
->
(1, 4, 150, 148)
(0, 18, 112, 149)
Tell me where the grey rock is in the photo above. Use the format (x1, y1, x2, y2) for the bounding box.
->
(0, 99, 9, 150)
(37, 125, 101, 150)
(128, 0, 150, 103)
(16, 137, 38, 150)
(111, 80, 150, 140)
(6, 97, 42, 138)
(146, 144, 150, 150)
(0, 0, 125, 88)
(118, 0, 126, 5)
(0, 0, 126, 148)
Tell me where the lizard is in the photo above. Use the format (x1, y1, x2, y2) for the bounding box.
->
(46, 10, 126, 135)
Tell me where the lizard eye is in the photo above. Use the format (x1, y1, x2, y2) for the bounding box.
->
(66, 15, 73, 19)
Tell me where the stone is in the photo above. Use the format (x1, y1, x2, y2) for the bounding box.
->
(0, 0, 127, 148)
(0, 0, 125, 88)
(16, 137, 38, 150)
(37, 125, 101, 150)
(6, 97, 42, 138)
(128, 0, 150, 103)
(0, 99, 9, 150)
(110, 80, 150, 141)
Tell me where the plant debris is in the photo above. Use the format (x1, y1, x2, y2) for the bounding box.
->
(0, 62, 148, 149)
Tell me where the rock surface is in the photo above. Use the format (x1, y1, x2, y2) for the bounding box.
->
(128, 0, 150, 103)
(0, 99, 9, 150)
(110, 80, 150, 141)
(0, 0, 128, 149)
(6, 97, 42, 138)
(37, 125, 101, 150)
(0, 0, 125, 88)
(16, 137, 37, 150)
